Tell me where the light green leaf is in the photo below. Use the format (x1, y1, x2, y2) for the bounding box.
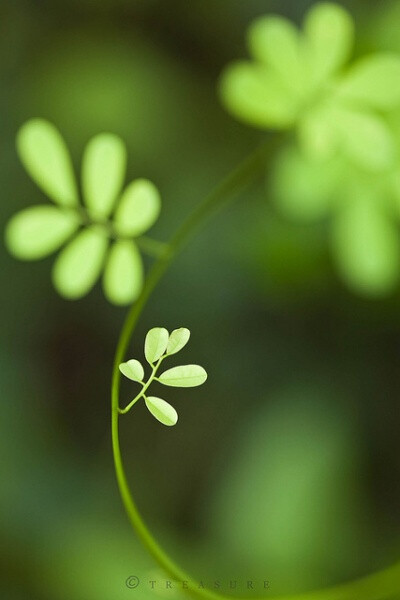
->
(82, 133, 126, 219)
(273, 146, 340, 222)
(158, 365, 207, 388)
(144, 327, 169, 364)
(17, 119, 79, 207)
(113, 179, 161, 237)
(166, 328, 191, 355)
(332, 192, 399, 295)
(298, 104, 338, 161)
(52, 225, 108, 299)
(336, 54, 400, 110)
(5, 206, 79, 260)
(390, 170, 400, 215)
(119, 359, 144, 382)
(334, 107, 396, 171)
(145, 396, 178, 427)
(219, 61, 299, 129)
(247, 16, 305, 97)
(304, 3, 354, 88)
(102, 240, 143, 305)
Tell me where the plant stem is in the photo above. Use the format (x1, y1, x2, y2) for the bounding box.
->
(111, 138, 400, 600)
(119, 357, 164, 414)
(136, 236, 170, 257)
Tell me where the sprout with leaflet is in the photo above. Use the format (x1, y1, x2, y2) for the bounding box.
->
(118, 327, 207, 426)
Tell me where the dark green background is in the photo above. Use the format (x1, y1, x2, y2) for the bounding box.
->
(1, 1, 400, 598)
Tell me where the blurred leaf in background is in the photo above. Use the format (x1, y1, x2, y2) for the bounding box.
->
(219, 1, 400, 297)
(206, 384, 371, 595)
(272, 145, 400, 296)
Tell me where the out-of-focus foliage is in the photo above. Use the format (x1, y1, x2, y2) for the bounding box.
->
(273, 145, 400, 295)
(5, 119, 161, 304)
(220, 2, 400, 170)
(208, 385, 369, 594)
(220, 2, 400, 296)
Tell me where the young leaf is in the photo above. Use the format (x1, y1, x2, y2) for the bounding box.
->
(52, 225, 108, 299)
(158, 365, 207, 388)
(144, 327, 169, 364)
(5, 206, 79, 260)
(119, 359, 144, 382)
(82, 133, 126, 219)
(220, 61, 298, 130)
(273, 145, 339, 222)
(145, 396, 178, 426)
(248, 15, 305, 96)
(305, 3, 354, 88)
(103, 239, 143, 306)
(333, 107, 395, 171)
(113, 179, 161, 237)
(17, 119, 79, 207)
(332, 192, 399, 295)
(336, 54, 400, 110)
(166, 328, 190, 356)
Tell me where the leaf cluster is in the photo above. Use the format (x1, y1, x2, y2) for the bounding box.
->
(5, 119, 161, 305)
(220, 2, 400, 296)
(119, 327, 207, 426)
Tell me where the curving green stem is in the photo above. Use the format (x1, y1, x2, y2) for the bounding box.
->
(111, 139, 400, 600)
(136, 235, 170, 257)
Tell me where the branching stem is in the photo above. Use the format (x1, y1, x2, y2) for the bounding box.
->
(119, 356, 165, 414)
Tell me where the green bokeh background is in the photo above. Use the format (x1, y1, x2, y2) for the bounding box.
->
(1, 1, 400, 599)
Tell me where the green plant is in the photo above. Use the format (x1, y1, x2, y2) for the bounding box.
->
(5, 119, 163, 305)
(220, 1, 400, 296)
(119, 327, 207, 424)
(220, 2, 400, 171)
(5, 3, 400, 600)
(272, 144, 400, 294)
